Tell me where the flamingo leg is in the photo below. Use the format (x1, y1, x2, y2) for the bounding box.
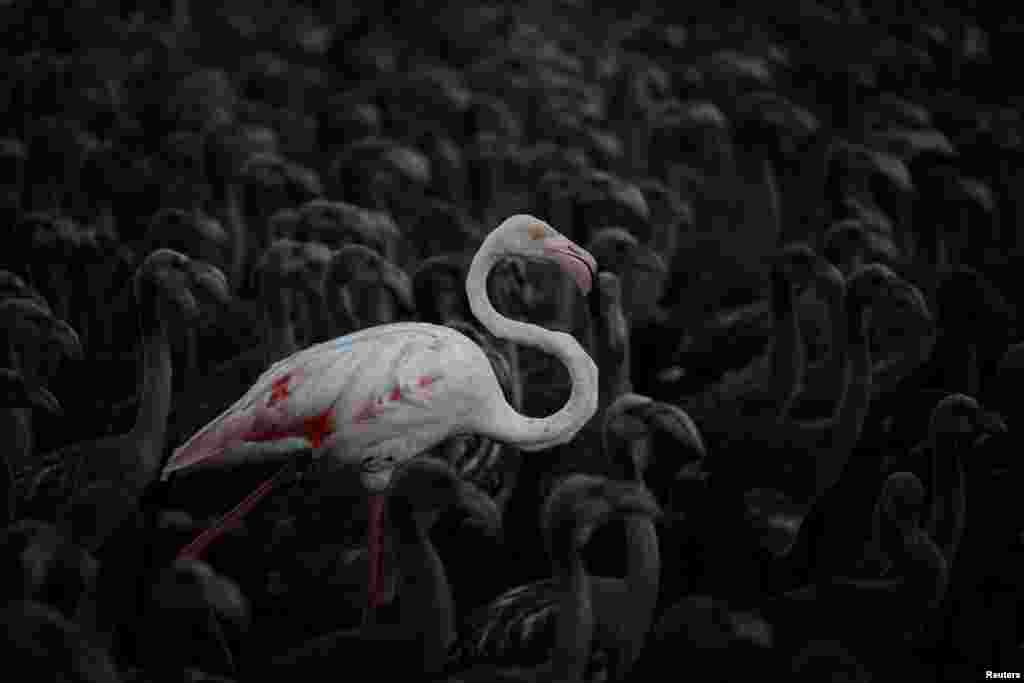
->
(177, 460, 298, 560)
(362, 492, 386, 628)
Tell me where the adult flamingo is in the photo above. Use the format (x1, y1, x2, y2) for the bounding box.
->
(162, 214, 599, 625)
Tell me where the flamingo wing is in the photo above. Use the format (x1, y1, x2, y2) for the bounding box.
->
(164, 326, 491, 476)
(457, 579, 561, 667)
(165, 332, 398, 473)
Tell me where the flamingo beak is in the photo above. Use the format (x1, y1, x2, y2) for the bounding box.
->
(28, 384, 62, 415)
(974, 410, 1008, 448)
(604, 480, 663, 520)
(193, 263, 232, 307)
(456, 481, 502, 539)
(50, 319, 83, 361)
(168, 559, 251, 628)
(605, 394, 656, 441)
(637, 402, 707, 460)
(891, 279, 932, 325)
(542, 236, 598, 295)
(573, 482, 662, 547)
(632, 244, 669, 277)
(674, 461, 710, 484)
(596, 270, 623, 307)
(978, 410, 1008, 435)
(382, 262, 415, 314)
(172, 285, 201, 321)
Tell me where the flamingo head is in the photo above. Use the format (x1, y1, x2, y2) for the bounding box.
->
(134, 249, 231, 327)
(542, 473, 661, 559)
(0, 271, 41, 304)
(928, 393, 1006, 449)
(872, 278, 934, 349)
(603, 393, 707, 501)
(0, 520, 98, 620)
(145, 207, 230, 271)
(0, 137, 26, 211)
(0, 600, 120, 680)
(151, 558, 250, 631)
(413, 254, 470, 324)
(845, 263, 901, 306)
(773, 242, 821, 293)
(824, 219, 870, 276)
(388, 457, 501, 537)
(879, 471, 925, 533)
(791, 639, 870, 683)
(327, 243, 414, 316)
(0, 298, 83, 368)
(259, 238, 333, 296)
(0, 368, 62, 414)
(489, 214, 598, 296)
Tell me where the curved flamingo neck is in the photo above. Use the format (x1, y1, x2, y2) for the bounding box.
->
(129, 315, 173, 478)
(733, 155, 781, 260)
(771, 270, 804, 412)
(37, 262, 72, 323)
(549, 541, 593, 683)
(388, 501, 456, 675)
(467, 243, 598, 451)
(618, 510, 660, 674)
(871, 330, 934, 397)
(596, 294, 631, 412)
(813, 292, 873, 497)
(820, 281, 849, 390)
(926, 437, 966, 564)
(2, 337, 34, 474)
(372, 283, 399, 326)
(260, 279, 297, 362)
(222, 183, 247, 294)
(604, 446, 661, 676)
(0, 407, 31, 476)
(326, 281, 361, 337)
(304, 289, 332, 345)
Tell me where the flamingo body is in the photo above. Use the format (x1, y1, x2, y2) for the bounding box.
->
(163, 214, 599, 626)
(165, 323, 500, 490)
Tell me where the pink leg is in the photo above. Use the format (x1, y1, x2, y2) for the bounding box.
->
(176, 463, 294, 561)
(362, 492, 386, 628)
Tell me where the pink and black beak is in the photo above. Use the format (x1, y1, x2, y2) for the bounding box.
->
(542, 236, 598, 296)
(454, 480, 503, 539)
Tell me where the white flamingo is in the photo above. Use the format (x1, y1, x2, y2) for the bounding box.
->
(161, 214, 599, 625)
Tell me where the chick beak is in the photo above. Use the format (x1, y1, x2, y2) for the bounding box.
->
(639, 402, 706, 459)
(383, 263, 415, 314)
(978, 410, 1008, 435)
(194, 263, 232, 307)
(28, 384, 63, 415)
(51, 319, 83, 361)
(456, 481, 502, 539)
(604, 480, 662, 520)
(675, 461, 710, 484)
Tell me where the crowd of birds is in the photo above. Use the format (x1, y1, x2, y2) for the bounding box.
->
(2, 1, 1024, 681)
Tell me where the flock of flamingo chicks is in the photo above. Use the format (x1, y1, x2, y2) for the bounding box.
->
(2, 1, 1023, 681)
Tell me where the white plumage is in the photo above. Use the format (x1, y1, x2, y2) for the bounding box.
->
(162, 214, 600, 625)
(165, 323, 500, 490)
